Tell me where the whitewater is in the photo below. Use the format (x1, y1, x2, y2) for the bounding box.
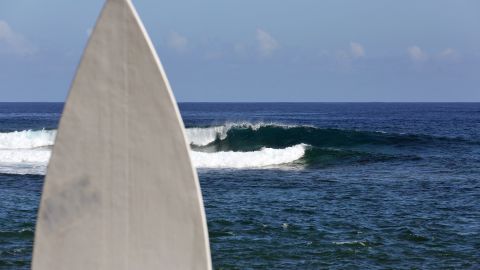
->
(0, 125, 307, 175)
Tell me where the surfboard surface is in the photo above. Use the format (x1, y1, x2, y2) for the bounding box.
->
(32, 0, 212, 269)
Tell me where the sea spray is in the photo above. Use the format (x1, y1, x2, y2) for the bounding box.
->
(185, 126, 229, 146)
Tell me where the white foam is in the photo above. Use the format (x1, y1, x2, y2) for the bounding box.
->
(0, 149, 51, 163)
(185, 126, 229, 146)
(0, 149, 51, 175)
(191, 144, 307, 169)
(221, 121, 302, 131)
(0, 129, 56, 149)
(0, 129, 55, 174)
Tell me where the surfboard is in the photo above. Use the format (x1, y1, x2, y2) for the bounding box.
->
(32, 0, 212, 269)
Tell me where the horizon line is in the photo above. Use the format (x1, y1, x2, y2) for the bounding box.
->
(0, 101, 480, 104)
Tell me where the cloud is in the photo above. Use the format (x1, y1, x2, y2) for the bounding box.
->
(407, 46, 428, 62)
(407, 46, 461, 64)
(438, 48, 460, 61)
(330, 42, 365, 69)
(256, 29, 278, 57)
(0, 20, 36, 56)
(86, 28, 93, 37)
(349, 42, 365, 58)
(167, 32, 188, 53)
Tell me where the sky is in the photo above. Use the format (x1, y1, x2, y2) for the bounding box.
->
(0, 0, 479, 102)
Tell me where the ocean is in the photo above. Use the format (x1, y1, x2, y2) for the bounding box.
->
(0, 102, 479, 269)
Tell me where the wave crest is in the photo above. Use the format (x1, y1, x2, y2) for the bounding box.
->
(193, 122, 447, 152)
(186, 122, 300, 147)
(185, 126, 229, 146)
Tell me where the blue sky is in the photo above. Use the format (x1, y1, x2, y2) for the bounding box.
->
(0, 0, 479, 102)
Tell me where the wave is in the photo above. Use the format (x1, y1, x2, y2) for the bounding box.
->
(191, 144, 307, 169)
(0, 123, 442, 151)
(0, 123, 437, 175)
(192, 123, 443, 152)
(187, 122, 428, 169)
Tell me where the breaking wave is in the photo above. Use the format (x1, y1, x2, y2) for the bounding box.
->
(185, 122, 298, 147)
(0, 122, 458, 175)
(189, 122, 443, 151)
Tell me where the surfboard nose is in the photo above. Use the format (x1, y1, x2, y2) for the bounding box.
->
(32, 0, 212, 269)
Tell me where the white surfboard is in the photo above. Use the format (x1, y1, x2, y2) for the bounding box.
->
(32, 0, 212, 269)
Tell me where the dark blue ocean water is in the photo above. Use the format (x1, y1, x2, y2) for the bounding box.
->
(0, 102, 479, 269)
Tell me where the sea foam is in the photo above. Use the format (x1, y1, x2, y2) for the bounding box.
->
(0, 130, 55, 174)
(0, 149, 51, 175)
(0, 129, 56, 149)
(191, 144, 307, 169)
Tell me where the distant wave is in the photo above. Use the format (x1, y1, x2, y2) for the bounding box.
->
(190, 122, 444, 152)
(0, 123, 460, 175)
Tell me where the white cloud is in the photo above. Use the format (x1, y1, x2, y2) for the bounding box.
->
(349, 42, 365, 58)
(330, 42, 365, 69)
(167, 32, 188, 53)
(0, 20, 36, 56)
(407, 46, 428, 62)
(86, 28, 92, 37)
(438, 48, 460, 61)
(256, 29, 278, 57)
